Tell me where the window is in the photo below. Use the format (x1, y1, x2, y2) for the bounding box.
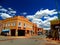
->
(3, 24, 5, 27)
(7, 22, 10, 26)
(24, 23, 25, 26)
(5, 23, 10, 27)
(11, 23, 12, 26)
(13, 22, 16, 26)
(19, 22, 21, 25)
(27, 30, 29, 34)
(30, 26, 33, 28)
(24, 23, 26, 28)
(28, 25, 33, 28)
(18, 22, 21, 27)
(6, 23, 8, 27)
(11, 22, 16, 26)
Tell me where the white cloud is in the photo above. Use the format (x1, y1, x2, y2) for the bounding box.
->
(0, 8, 7, 12)
(43, 16, 58, 23)
(48, 16, 58, 21)
(8, 8, 16, 16)
(26, 15, 34, 20)
(34, 9, 57, 19)
(8, 8, 13, 11)
(0, 6, 2, 8)
(0, 6, 16, 19)
(20, 12, 27, 15)
(32, 18, 43, 24)
(9, 11, 16, 14)
(35, 9, 57, 15)
(1, 13, 12, 19)
(41, 16, 58, 30)
(26, 9, 58, 30)
(44, 16, 50, 19)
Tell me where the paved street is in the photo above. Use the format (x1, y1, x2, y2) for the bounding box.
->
(0, 35, 60, 45)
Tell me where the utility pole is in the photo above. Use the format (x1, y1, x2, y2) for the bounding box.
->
(55, 0, 60, 19)
(55, 0, 60, 40)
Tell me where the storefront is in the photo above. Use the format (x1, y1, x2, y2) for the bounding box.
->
(1, 29, 10, 36)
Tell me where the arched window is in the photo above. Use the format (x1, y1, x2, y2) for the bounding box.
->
(18, 22, 21, 27)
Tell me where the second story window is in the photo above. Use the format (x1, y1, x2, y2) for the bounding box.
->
(24, 23, 26, 28)
(11, 22, 16, 26)
(18, 22, 21, 27)
(6, 23, 8, 27)
(13, 22, 16, 26)
(7, 22, 10, 26)
(30, 26, 33, 28)
(19, 22, 21, 25)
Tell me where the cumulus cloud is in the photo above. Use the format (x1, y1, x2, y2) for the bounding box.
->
(7, 8, 16, 16)
(26, 15, 34, 20)
(43, 16, 58, 30)
(8, 8, 13, 11)
(35, 9, 57, 15)
(44, 16, 50, 19)
(43, 16, 58, 23)
(1, 13, 12, 19)
(20, 12, 27, 15)
(32, 18, 43, 24)
(26, 9, 58, 30)
(0, 8, 7, 12)
(8, 10, 16, 16)
(34, 9, 57, 19)
(0, 6, 16, 19)
(0, 6, 2, 8)
(0, 6, 7, 12)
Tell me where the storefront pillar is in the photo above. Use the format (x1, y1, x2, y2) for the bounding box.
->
(9, 30, 11, 36)
(16, 30, 18, 36)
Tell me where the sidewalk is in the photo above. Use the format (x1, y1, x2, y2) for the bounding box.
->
(45, 38, 60, 44)
(0, 36, 30, 42)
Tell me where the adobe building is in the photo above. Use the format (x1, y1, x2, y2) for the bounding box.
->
(37, 28, 43, 34)
(0, 16, 38, 37)
(0, 20, 3, 34)
(33, 23, 38, 35)
(50, 19, 60, 40)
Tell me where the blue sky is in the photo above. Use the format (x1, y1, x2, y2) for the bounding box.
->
(0, 0, 60, 30)
(0, 0, 60, 15)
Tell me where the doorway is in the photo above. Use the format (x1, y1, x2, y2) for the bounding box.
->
(18, 30, 25, 36)
(11, 29, 16, 36)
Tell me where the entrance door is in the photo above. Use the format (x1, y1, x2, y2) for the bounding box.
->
(11, 29, 16, 36)
(18, 30, 25, 36)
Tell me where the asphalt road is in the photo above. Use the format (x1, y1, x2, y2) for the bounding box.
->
(0, 35, 60, 45)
